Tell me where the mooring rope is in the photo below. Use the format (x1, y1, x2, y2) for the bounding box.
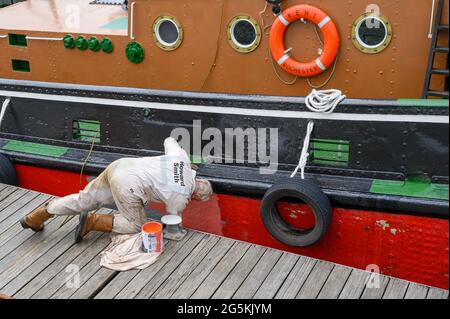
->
(0, 98, 10, 129)
(291, 89, 345, 179)
(291, 121, 314, 179)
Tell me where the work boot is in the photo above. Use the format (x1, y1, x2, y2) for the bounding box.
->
(20, 205, 53, 232)
(75, 212, 113, 243)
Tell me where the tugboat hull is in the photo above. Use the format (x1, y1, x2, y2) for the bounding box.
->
(0, 81, 448, 289)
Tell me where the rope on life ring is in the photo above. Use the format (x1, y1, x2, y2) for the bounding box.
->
(269, 4, 340, 77)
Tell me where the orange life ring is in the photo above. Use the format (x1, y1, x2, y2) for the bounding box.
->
(270, 5, 339, 77)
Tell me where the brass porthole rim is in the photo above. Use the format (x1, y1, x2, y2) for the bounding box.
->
(351, 12, 392, 54)
(227, 15, 262, 54)
(152, 15, 183, 51)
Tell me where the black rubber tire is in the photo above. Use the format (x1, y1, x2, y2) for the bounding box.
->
(0, 153, 18, 186)
(260, 179, 332, 247)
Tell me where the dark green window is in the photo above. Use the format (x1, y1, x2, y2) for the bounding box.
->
(9, 34, 27, 46)
(12, 59, 30, 72)
(73, 120, 101, 143)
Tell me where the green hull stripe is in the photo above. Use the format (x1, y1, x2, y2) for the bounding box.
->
(312, 150, 349, 162)
(397, 99, 449, 108)
(370, 179, 449, 200)
(312, 159, 348, 167)
(101, 17, 128, 30)
(3, 140, 68, 158)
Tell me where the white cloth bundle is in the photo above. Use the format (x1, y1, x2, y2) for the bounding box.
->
(100, 233, 160, 271)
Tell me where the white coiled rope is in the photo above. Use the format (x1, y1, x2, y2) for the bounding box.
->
(291, 89, 346, 179)
(305, 89, 346, 114)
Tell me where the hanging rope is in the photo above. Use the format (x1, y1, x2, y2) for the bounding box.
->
(428, 0, 436, 39)
(305, 89, 346, 114)
(291, 121, 314, 179)
(0, 98, 10, 129)
(306, 24, 339, 89)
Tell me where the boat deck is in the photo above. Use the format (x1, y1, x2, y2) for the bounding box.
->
(0, 183, 448, 299)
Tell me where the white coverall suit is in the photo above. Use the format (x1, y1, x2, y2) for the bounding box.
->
(47, 137, 196, 234)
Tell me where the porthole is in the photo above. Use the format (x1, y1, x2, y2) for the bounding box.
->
(153, 15, 183, 51)
(227, 15, 261, 53)
(351, 13, 392, 54)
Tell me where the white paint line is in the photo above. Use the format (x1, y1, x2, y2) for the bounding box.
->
(26, 36, 63, 41)
(0, 90, 448, 124)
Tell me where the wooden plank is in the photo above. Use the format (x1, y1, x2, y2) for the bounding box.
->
(113, 232, 205, 299)
(190, 241, 249, 299)
(0, 185, 17, 203)
(211, 245, 265, 299)
(2, 226, 81, 295)
(0, 188, 32, 213)
(31, 234, 111, 299)
(0, 188, 36, 226)
(0, 191, 47, 235)
(404, 283, 429, 299)
(51, 242, 112, 298)
(170, 237, 235, 299)
(142, 236, 219, 299)
(0, 211, 62, 262)
(14, 230, 105, 298)
(338, 269, 371, 299)
(426, 287, 449, 299)
(0, 214, 79, 289)
(275, 257, 317, 299)
(296, 261, 334, 299)
(70, 267, 116, 299)
(360, 275, 390, 299)
(232, 249, 283, 299)
(253, 252, 299, 299)
(317, 265, 352, 299)
(7, 209, 112, 297)
(0, 195, 51, 257)
(0, 202, 63, 261)
(51, 235, 115, 300)
(382, 278, 409, 299)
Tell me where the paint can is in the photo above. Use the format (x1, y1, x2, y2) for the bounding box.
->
(141, 221, 163, 253)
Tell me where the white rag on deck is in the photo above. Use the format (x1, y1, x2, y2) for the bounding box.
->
(99, 233, 160, 271)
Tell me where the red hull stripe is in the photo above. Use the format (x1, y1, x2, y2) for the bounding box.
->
(14, 164, 449, 289)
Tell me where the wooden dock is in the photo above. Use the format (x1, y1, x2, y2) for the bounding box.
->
(0, 183, 448, 299)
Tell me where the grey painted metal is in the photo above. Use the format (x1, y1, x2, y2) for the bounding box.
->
(0, 183, 447, 299)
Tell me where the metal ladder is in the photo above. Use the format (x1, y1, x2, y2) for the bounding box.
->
(423, 0, 449, 99)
